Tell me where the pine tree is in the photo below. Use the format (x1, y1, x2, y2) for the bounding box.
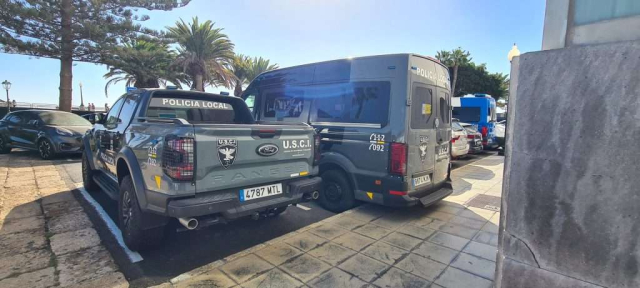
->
(0, 0, 190, 111)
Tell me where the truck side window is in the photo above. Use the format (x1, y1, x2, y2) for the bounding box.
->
(244, 94, 255, 112)
(105, 97, 125, 127)
(117, 95, 139, 126)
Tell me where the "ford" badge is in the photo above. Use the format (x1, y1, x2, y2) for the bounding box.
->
(256, 144, 279, 156)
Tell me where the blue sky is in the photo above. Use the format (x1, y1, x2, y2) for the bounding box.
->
(0, 0, 545, 107)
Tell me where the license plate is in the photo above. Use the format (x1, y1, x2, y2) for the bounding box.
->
(240, 183, 283, 202)
(413, 175, 431, 187)
(437, 145, 449, 156)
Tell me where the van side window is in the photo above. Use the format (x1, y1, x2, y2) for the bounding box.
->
(440, 95, 450, 124)
(310, 81, 390, 126)
(410, 85, 433, 129)
(263, 89, 305, 119)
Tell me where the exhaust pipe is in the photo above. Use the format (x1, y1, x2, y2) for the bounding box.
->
(178, 217, 198, 230)
(312, 191, 320, 200)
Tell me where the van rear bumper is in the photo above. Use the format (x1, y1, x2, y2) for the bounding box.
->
(164, 177, 322, 219)
(384, 181, 453, 208)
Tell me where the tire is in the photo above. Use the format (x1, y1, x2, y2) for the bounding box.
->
(119, 175, 165, 251)
(318, 170, 356, 213)
(82, 152, 99, 192)
(38, 138, 55, 160)
(0, 136, 11, 154)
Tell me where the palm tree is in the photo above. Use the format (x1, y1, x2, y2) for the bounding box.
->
(436, 48, 471, 96)
(229, 54, 252, 96)
(247, 57, 279, 83)
(103, 40, 181, 97)
(167, 17, 235, 92)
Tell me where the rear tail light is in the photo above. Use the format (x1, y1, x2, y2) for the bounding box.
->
(313, 134, 321, 165)
(467, 134, 475, 139)
(390, 143, 407, 176)
(452, 135, 460, 143)
(162, 136, 195, 181)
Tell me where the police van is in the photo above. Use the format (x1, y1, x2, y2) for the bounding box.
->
(242, 54, 453, 212)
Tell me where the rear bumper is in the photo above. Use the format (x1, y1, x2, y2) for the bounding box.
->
(384, 181, 453, 208)
(165, 177, 322, 219)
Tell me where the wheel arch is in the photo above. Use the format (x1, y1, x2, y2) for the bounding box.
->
(318, 152, 359, 191)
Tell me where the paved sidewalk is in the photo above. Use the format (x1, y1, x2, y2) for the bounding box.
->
(0, 152, 128, 288)
(160, 155, 504, 288)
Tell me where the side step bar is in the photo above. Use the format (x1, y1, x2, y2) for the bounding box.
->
(92, 173, 120, 201)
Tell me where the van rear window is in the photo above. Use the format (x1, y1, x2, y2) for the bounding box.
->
(411, 86, 434, 129)
(146, 97, 236, 124)
(453, 107, 481, 123)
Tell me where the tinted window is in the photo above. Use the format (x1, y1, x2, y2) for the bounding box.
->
(105, 97, 125, 126)
(38, 112, 91, 126)
(452, 107, 481, 123)
(7, 114, 22, 124)
(411, 85, 433, 129)
(263, 89, 305, 119)
(440, 96, 450, 124)
(244, 94, 255, 112)
(310, 81, 390, 125)
(117, 95, 139, 125)
(146, 97, 237, 124)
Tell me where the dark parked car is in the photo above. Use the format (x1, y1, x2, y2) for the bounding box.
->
(0, 110, 92, 159)
(82, 113, 104, 125)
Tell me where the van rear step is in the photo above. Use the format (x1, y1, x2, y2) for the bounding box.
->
(419, 183, 453, 207)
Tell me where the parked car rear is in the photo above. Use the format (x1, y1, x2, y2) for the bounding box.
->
(460, 122, 483, 154)
(451, 121, 469, 159)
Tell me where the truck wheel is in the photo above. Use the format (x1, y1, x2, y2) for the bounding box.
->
(82, 153, 99, 192)
(318, 170, 355, 213)
(119, 175, 165, 251)
(0, 137, 11, 154)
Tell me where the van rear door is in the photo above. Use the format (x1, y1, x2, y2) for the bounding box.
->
(407, 83, 437, 192)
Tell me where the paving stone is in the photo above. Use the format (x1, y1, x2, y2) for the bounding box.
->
(308, 268, 367, 288)
(42, 198, 82, 218)
(337, 253, 389, 282)
(0, 216, 44, 235)
(411, 216, 434, 227)
(371, 212, 413, 230)
(242, 268, 302, 288)
(396, 224, 435, 240)
(4, 179, 36, 188)
(422, 219, 447, 230)
(457, 208, 495, 222)
(47, 211, 93, 234)
(0, 267, 55, 288)
(450, 253, 496, 280)
(481, 221, 499, 234)
(462, 241, 497, 262)
(381, 232, 422, 251)
(433, 203, 465, 215)
(50, 227, 101, 256)
(280, 254, 331, 282)
(0, 229, 47, 258)
(353, 223, 392, 240)
(424, 211, 455, 222)
(220, 254, 274, 284)
(434, 267, 493, 288)
(412, 242, 458, 265)
(373, 267, 430, 288)
(307, 242, 356, 266)
(473, 231, 499, 247)
(435, 223, 479, 240)
(41, 191, 76, 205)
(329, 215, 365, 230)
(448, 215, 487, 230)
(395, 253, 447, 281)
(0, 249, 51, 280)
(308, 224, 348, 240)
(67, 272, 128, 288)
(361, 241, 408, 265)
(57, 245, 119, 287)
(428, 232, 469, 251)
(255, 243, 302, 266)
(174, 269, 236, 288)
(0, 201, 41, 221)
(331, 231, 375, 252)
(284, 232, 326, 252)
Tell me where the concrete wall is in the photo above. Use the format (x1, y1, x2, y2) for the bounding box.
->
(496, 40, 640, 287)
(542, 0, 640, 50)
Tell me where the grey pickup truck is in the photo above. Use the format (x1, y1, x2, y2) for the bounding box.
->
(82, 89, 322, 251)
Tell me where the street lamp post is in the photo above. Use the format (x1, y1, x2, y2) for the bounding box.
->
(79, 82, 85, 111)
(501, 44, 521, 157)
(1, 80, 11, 113)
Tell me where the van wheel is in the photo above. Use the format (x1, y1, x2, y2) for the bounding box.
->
(119, 175, 165, 251)
(319, 170, 355, 213)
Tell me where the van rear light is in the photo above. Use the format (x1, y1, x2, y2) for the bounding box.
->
(390, 143, 407, 176)
(467, 134, 475, 139)
(313, 134, 321, 165)
(163, 136, 195, 181)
